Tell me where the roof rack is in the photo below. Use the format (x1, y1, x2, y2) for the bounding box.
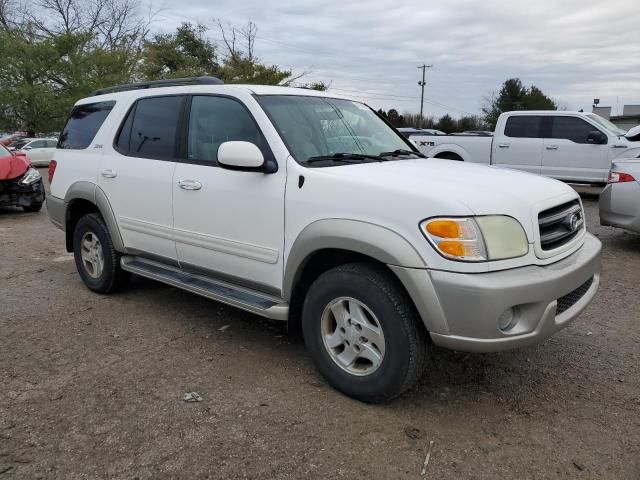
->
(89, 76, 224, 96)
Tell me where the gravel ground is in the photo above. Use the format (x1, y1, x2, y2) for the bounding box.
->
(1, 176, 638, 479)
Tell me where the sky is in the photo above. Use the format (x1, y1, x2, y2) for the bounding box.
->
(148, 0, 640, 119)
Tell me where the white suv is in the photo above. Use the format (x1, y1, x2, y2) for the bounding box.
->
(47, 77, 601, 402)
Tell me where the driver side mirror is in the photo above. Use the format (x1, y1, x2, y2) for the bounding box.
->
(218, 141, 277, 173)
(587, 130, 607, 145)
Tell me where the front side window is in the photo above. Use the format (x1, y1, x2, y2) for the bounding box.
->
(29, 140, 45, 148)
(257, 95, 413, 164)
(58, 101, 115, 149)
(187, 96, 267, 165)
(550, 116, 601, 144)
(116, 96, 183, 158)
(504, 116, 544, 138)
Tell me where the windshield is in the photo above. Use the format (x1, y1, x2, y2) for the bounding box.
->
(0, 143, 9, 156)
(257, 95, 415, 164)
(587, 114, 626, 136)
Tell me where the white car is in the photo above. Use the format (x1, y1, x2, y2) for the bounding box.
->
(46, 77, 601, 402)
(18, 138, 58, 167)
(412, 111, 640, 185)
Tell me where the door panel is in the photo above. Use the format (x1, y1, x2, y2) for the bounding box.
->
(541, 116, 610, 183)
(492, 115, 543, 175)
(172, 95, 286, 292)
(99, 95, 185, 261)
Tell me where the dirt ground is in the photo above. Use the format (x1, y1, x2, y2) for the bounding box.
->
(1, 173, 638, 479)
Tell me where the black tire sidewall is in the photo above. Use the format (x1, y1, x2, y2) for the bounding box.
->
(302, 266, 416, 402)
(72, 215, 117, 293)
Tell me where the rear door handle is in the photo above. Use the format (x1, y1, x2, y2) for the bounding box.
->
(498, 143, 510, 148)
(178, 179, 202, 190)
(545, 145, 559, 150)
(101, 168, 117, 178)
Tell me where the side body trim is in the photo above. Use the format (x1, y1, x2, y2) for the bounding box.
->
(283, 219, 426, 299)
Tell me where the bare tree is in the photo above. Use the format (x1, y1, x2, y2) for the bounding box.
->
(26, 0, 151, 49)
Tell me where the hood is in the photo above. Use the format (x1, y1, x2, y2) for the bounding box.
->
(314, 158, 575, 216)
(0, 153, 30, 180)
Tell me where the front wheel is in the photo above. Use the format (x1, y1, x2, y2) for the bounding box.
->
(302, 263, 428, 403)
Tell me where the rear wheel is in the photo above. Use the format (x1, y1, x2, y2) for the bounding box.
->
(302, 262, 428, 403)
(72, 213, 130, 293)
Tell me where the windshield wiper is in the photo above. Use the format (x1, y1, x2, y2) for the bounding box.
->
(379, 149, 426, 158)
(307, 152, 386, 164)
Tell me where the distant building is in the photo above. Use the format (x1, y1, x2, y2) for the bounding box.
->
(592, 104, 640, 131)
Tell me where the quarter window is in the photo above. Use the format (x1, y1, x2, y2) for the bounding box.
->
(549, 116, 599, 144)
(187, 96, 266, 165)
(504, 116, 544, 138)
(58, 101, 115, 149)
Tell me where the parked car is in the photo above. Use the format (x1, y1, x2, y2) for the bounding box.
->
(16, 138, 58, 167)
(0, 133, 28, 147)
(0, 143, 45, 211)
(411, 111, 640, 185)
(47, 76, 601, 402)
(599, 159, 640, 233)
(7, 138, 34, 151)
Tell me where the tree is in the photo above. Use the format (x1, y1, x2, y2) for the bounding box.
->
(140, 23, 218, 79)
(435, 114, 456, 133)
(482, 78, 557, 129)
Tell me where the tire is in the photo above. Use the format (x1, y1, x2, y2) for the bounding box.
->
(72, 213, 130, 293)
(302, 262, 428, 403)
(23, 202, 43, 212)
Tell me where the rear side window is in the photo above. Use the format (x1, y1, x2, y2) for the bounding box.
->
(504, 116, 543, 138)
(116, 96, 183, 158)
(549, 116, 598, 144)
(58, 101, 115, 149)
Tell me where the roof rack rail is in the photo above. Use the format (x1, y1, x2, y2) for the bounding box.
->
(89, 76, 224, 96)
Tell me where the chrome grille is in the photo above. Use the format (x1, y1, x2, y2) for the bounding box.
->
(538, 200, 583, 251)
(556, 277, 593, 315)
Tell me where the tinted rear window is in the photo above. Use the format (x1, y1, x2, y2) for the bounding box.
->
(116, 96, 183, 159)
(58, 101, 115, 149)
(504, 116, 543, 138)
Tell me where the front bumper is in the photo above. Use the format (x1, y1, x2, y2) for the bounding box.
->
(599, 183, 640, 233)
(0, 177, 45, 209)
(394, 233, 601, 353)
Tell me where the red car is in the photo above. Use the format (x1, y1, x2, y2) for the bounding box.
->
(0, 143, 45, 212)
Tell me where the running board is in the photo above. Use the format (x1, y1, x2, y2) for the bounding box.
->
(120, 256, 289, 321)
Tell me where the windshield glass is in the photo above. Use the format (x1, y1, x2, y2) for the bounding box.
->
(257, 95, 414, 164)
(587, 114, 626, 136)
(0, 143, 9, 156)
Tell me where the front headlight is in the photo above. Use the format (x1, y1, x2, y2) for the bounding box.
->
(19, 168, 41, 186)
(420, 216, 528, 262)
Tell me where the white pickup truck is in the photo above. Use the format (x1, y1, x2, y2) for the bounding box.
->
(410, 111, 640, 185)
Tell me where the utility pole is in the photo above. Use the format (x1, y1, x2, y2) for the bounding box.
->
(417, 64, 433, 129)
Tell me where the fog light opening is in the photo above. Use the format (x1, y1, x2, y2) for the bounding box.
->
(498, 307, 519, 332)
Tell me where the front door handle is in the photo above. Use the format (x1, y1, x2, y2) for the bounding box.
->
(101, 168, 117, 178)
(545, 145, 559, 150)
(498, 143, 510, 148)
(178, 179, 202, 190)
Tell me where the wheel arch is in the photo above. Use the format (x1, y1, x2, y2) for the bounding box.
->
(63, 181, 125, 253)
(282, 219, 448, 335)
(429, 144, 468, 161)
